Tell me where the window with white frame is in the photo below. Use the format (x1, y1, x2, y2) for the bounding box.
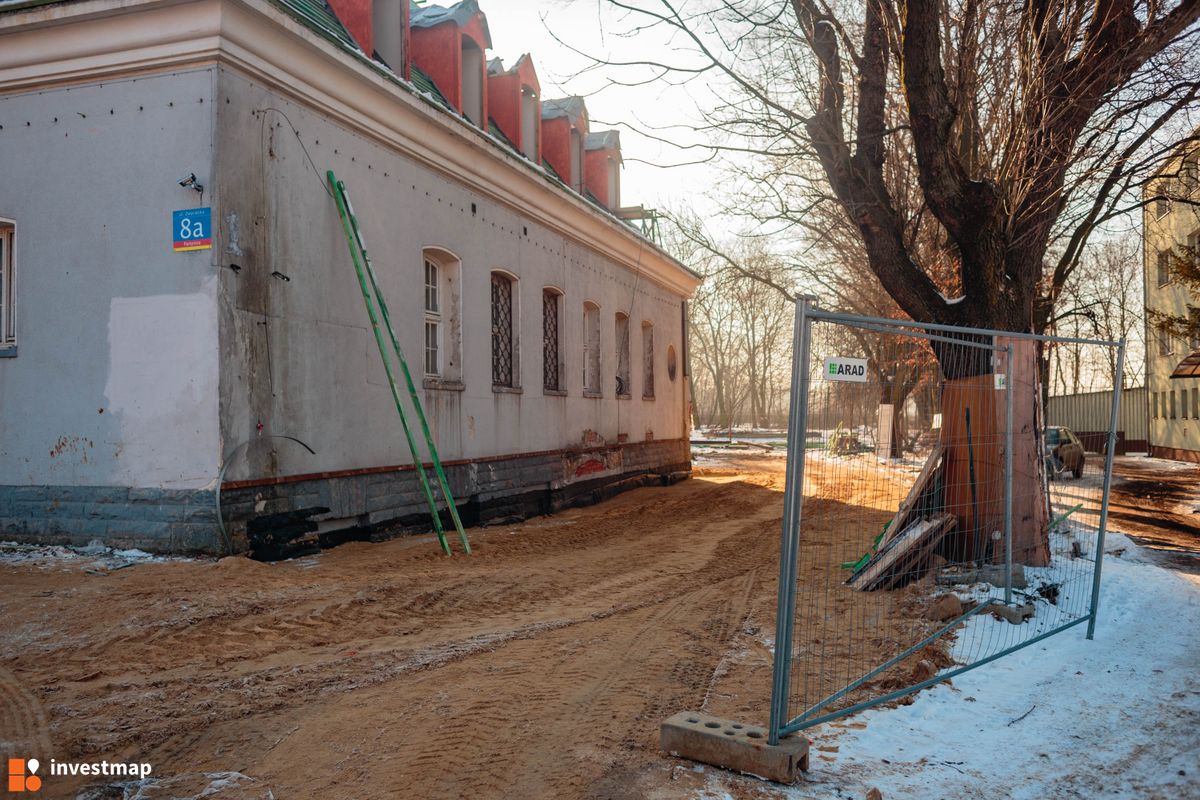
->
(491, 271, 516, 388)
(583, 301, 600, 393)
(422, 249, 462, 381)
(615, 312, 630, 396)
(642, 321, 655, 399)
(424, 258, 441, 376)
(0, 223, 13, 349)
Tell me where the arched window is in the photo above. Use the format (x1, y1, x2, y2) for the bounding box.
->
(641, 321, 655, 399)
(422, 248, 462, 382)
(543, 288, 563, 391)
(615, 312, 631, 397)
(491, 271, 517, 388)
(583, 301, 601, 394)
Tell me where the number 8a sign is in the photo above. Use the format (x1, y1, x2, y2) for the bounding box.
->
(172, 207, 213, 252)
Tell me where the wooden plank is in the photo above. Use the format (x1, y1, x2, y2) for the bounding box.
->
(849, 513, 956, 591)
(879, 443, 943, 547)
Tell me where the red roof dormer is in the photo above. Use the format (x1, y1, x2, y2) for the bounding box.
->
(541, 97, 588, 192)
(584, 131, 622, 210)
(487, 54, 540, 162)
(410, 0, 492, 129)
(327, 0, 374, 55)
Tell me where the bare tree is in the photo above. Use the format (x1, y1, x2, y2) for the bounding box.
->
(581, 0, 1199, 564)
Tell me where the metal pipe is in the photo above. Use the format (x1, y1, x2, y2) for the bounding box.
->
(1087, 339, 1126, 640)
(806, 309, 1120, 347)
(819, 318, 1006, 352)
(1004, 344, 1014, 605)
(214, 435, 316, 556)
(767, 297, 814, 745)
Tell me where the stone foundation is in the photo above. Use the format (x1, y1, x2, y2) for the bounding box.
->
(0, 439, 691, 554)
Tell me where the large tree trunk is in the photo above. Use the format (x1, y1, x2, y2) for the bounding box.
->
(935, 337, 1050, 567)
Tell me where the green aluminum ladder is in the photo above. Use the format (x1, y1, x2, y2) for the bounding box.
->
(328, 170, 470, 556)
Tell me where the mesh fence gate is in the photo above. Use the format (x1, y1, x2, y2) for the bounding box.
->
(767, 300, 1126, 744)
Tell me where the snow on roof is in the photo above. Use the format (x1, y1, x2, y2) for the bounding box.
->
(585, 130, 620, 151)
(410, 0, 491, 47)
(541, 96, 587, 124)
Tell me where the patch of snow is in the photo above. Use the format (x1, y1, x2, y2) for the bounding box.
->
(698, 536, 1200, 798)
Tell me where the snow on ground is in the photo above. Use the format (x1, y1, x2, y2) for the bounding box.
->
(0, 539, 183, 571)
(700, 537, 1200, 799)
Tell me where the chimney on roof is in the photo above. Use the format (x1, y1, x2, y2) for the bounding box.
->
(541, 97, 588, 192)
(487, 54, 541, 162)
(410, 0, 493, 129)
(584, 130, 622, 210)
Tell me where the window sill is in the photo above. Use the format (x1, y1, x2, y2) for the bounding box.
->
(423, 378, 465, 392)
(492, 385, 523, 395)
(616, 393, 631, 400)
(543, 388, 568, 397)
(583, 390, 603, 399)
(0, 344, 15, 359)
(643, 394, 656, 401)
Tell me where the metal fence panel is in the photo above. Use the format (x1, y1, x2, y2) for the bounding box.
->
(769, 300, 1124, 741)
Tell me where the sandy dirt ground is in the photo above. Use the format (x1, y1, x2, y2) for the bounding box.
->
(1105, 457, 1200, 571)
(0, 458, 867, 799)
(1, 452, 1194, 799)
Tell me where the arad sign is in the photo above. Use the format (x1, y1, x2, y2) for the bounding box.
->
(823, 357, 868, 383)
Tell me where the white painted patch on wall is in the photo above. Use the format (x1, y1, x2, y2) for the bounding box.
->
(224, 211, 243, 256)
(103, 291, 220, 488)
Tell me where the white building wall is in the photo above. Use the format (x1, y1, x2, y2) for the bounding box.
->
(0, 69, 222, 491)
(214, 68, 689, 484)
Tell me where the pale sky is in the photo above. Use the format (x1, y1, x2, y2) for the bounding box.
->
(480, 0, 722, 219)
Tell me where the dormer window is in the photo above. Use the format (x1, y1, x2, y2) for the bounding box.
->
(569, 128, 583, 192)
(461, 37, 484, 128)
(606, 157, 620, 210)
(520, 86, 539, 161)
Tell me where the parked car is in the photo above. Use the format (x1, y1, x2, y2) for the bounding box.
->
(1045, 426, 1085, 478)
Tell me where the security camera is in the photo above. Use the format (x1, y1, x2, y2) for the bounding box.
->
(178, 173, 204, 192)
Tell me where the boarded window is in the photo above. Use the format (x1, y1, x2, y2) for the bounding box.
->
(583, 302, 600, 393)
(461, 38, 484, 128)
(615, 312, 630, 396)
(642, 321, 654, 399)
(543, 289, 561, 390)
(0, 223, 12, 348)
(569, 128, 583, 192)
(492, 272, 515, 387)
(521, 87, 539, 161)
